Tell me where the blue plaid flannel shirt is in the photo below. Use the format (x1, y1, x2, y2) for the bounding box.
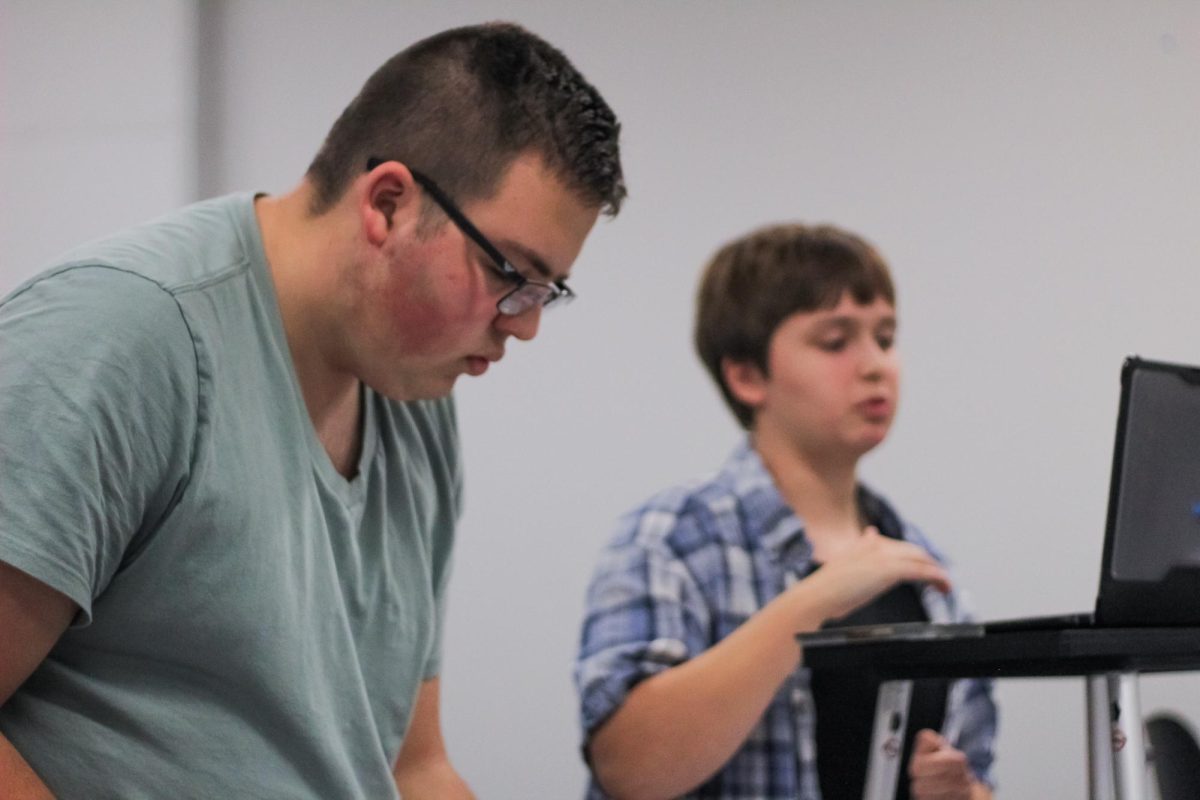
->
(575, 440, 997, 799)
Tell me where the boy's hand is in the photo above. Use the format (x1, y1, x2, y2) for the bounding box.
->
(798, 526, 951, 624)
(908, 729, 974, 800)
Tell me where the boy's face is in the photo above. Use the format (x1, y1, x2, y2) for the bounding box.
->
(736, 291, 900, 462)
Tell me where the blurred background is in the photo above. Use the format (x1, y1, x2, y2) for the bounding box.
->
(3, 1, 1199, 796)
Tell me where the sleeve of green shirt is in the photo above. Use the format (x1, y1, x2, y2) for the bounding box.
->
(0, 265, 199, 625)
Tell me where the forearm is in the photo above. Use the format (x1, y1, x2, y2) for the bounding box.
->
(392, 678, 473, 800)
(0, 732, 54, 799)
(394, 758, 474, 800)
(588, 583, 828, 800)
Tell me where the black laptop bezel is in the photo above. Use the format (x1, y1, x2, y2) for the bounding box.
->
(1094, 356, 1200, 626)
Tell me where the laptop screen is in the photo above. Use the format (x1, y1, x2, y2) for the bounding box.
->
(1108, 361, 1200, 582)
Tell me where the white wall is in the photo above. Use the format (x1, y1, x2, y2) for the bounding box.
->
(4, 2, 1200, 797)
(0, 0, 196, 281)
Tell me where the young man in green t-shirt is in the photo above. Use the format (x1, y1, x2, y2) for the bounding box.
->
(0, 22, 624, 799)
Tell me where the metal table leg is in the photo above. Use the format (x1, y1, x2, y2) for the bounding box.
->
(863, 679, 913, 800)
(1107, 672, 1146, 800)
(1088, 674, 1116, 800)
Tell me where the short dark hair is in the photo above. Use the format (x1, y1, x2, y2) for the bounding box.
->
(306, 22, 625, 217)
(694, 223, 895, 429)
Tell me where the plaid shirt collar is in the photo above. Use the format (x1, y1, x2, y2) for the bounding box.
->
(717, 438, 813, 566)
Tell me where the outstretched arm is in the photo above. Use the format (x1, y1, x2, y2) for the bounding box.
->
(587, 528, 951, 800)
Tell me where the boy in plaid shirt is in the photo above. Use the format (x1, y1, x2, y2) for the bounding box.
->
(576, 224, 996, 800)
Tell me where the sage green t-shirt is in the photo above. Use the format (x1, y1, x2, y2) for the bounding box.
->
(0, 194, 461, 799)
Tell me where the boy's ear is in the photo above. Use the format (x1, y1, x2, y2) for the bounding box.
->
(360, 160, 421, 246)
(721, 357, 767, 409)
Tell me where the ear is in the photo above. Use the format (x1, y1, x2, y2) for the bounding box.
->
(360, 160, 421, 247)
(721, 357, 768, 410)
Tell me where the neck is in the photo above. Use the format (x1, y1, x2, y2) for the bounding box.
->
(255, 183, 363, 476)
(752, 428, 863, 558)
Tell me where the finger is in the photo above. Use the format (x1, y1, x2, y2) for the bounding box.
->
(914, 729, 944, 754)
(895, 555, 952, 594)
(910, 762, 972, 797)
(862, 538, 954, 595)
(917, 564, 952, 594)
(910, 780, 971, 800)
(908, 732, 940, 778)
(910, 757, 971, 789)
(896, 546, 952, 592)
(877, 538, 950, 573)
(910, 786, 970, 800)
(911, 760, 970, 783)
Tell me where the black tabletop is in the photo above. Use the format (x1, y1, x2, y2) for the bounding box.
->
(799, 627, 1200, 680)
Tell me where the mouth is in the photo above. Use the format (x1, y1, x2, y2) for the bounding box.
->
(465, 353, 502, 377)
(857, 396, 893, 420)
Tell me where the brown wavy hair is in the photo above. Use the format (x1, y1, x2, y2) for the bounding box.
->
(694, 223, 895, 429)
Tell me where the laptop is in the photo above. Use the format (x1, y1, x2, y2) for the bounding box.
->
(800, 356, 1200, 646)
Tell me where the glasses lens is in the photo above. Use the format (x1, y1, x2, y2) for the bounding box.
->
(498, 284, 560, 316)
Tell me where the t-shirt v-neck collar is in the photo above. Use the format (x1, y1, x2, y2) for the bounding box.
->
(234, 193, 377, 507)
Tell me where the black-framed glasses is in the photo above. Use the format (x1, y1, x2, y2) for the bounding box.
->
(366, 158, 575, 316)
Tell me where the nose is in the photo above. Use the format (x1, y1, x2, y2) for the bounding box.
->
(860, 338, 889, 379)
(494, 303, 542, 342)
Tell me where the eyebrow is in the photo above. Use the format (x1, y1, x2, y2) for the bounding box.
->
(811, 314, 897, 332)
(501, 240, 566, 283)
